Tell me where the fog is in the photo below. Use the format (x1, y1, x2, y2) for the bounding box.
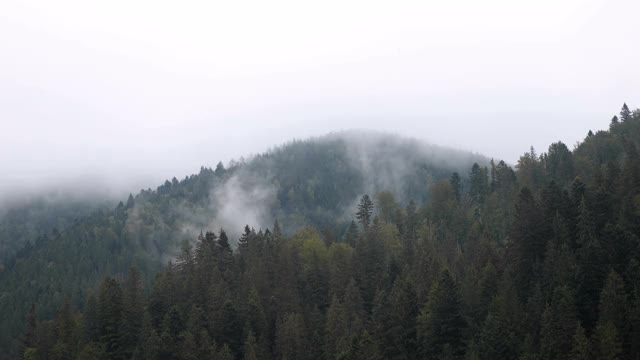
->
(1, 0, 639, 203)
(121, 130, 486, 248)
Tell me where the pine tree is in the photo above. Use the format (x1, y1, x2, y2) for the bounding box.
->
(356, 195, 374, 230)
(121, 267, 144, 359)
(84, 293, 99, 343)
(219, 300, 242, 356)
(98, 277, 124, 359)
(218, 228, 231, 250)
(539, 286, 578, 360)
(52, 299, 75, 360)
(610, 115, 620, 129)
(23, 303, 37, 354)
(469, 163, 489, 204)
(595, 322, 622, 360)
(405, 200, 418, 242)
(450, 172, 462, 202)
(546, 141, 574, 185)
(238, 225, 252, 251)
(273, 219, 283, 241)
(620, 103, 631, 122)
(325, 296, 349, 360)
(125, 194, 135, 209)
(507, 188, 547, 299)
(180, 331, 199, 360)
(344, 220, 359, 247)
(243, 332, 259, 360)
(217, 343, 234, 360)
(597, 270, 628, 353)
(477, 275, 523, 360)
(353, 330, 382, 360)
(417, 270, 467, 359)
(383, 277, 418, 359)
(245, 287, 267, 340)
(276, 313, 308, 360)
(570, 323, 592, 360)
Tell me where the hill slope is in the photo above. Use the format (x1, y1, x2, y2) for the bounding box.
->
(0, 131, 487, 353)
(14, 103, 640, 360)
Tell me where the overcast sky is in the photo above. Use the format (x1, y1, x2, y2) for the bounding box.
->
(1, 0, 639, 201)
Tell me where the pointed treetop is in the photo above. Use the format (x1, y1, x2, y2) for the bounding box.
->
(126, 194, 135, 209)
(356, 195, 374, 229)
(273, 219, 282, 240)
(611, 115, 619, 125)
(620, 103, 631, 122)
(218, 229, 230, 250)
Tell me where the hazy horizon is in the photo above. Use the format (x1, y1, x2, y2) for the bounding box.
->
(2, 0, 639, 202)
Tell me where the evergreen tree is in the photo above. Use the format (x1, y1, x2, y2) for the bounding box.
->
(344, 220, 359, 247)
(23, 303, 37, 354)
(121, 267, 144, 359)
(570, 323, 592, 360)
(273, 219, 283, 241)
(356, 195, 374, 230)
(238, 225, 252, 251)
(595, 322, 622, 360)
(507, 188, 547, 298)
(539, 286, 578, 360)
(353, 330, 382, 360)
(276, 313, 308, 360)
(469, 163, 489, 204)
(217, 343, 235, 360)
(450, 172, 462, 202)
(620, 103, 631, 122)
(98, 277, 124, 359)
(417, 270, 467, 359)
(219, 300, 242, 356)
(243, 332, 259, 360)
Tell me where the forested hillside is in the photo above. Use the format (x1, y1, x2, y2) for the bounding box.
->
(0, 197, 110, 266)
(14, 104, 640, 360)
(0, 131, 485, 356)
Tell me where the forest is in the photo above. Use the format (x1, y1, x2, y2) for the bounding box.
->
(4, 104, 640, 359)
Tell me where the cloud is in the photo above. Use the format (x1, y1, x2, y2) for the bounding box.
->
(206, 172, 278, 240)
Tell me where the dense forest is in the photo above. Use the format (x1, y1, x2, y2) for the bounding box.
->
(4, 104, 640, 359)
(0, 196, 110, 265)
(0, 132, 484, 356)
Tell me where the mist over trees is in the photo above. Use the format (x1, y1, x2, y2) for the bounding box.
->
(3, 105, 640, 359)
(0, 131, 484, 355)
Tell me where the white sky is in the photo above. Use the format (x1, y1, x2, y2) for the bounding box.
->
(1, 0, 639, 199)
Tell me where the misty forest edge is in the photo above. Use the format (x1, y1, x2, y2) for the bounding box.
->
(2, 103, 640, 360)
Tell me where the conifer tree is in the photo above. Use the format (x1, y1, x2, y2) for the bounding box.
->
(539, 286, 578, 360)
(344, 220, 359, 247)
(570, 323, 592, 360)
(356, 195, 374, 230)
(598, 271, 628, 340)
(98, 277, 124, 359)
(243, 332, 259, 360)
(620, 103, 631, 122)
(450, 172, 462, 202)
(417, 270, 466, 359)
(23, 303, 37, 354)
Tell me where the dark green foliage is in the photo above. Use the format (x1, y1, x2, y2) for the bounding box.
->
(98, 277, 124, 359)
(469, 163, 489, 204)
(539, 286, 578, 360)
(417, 270, 467, 359)
(356, 195, 374, 229)
(570, 323, 592, 360)
(545, 142, 574, 185)
(507, 188, 548, 298)
(450, 172, 462, 202)
(7, 105, 640, 359)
